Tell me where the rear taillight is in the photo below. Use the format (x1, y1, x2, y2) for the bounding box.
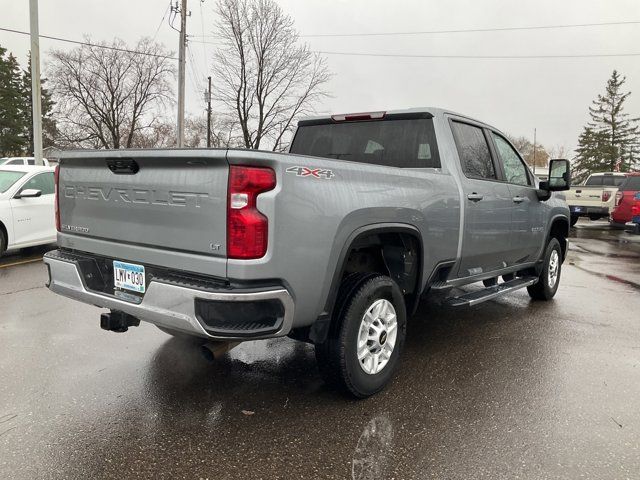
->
(602, 191, 611, 202)
(615, 191, 623, 206)
(54, 164, 60, 231)
(227, 166, 276, 259)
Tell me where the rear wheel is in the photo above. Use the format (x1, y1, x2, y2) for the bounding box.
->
(0, 229, 6, 256)
(527, 237, 562, 301)
(570, 215, 579, 227)
(315, 274, 407, 398)
(588, 214, 602, 221)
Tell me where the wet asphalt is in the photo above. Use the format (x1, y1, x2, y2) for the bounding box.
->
(1, 221, 639, 479)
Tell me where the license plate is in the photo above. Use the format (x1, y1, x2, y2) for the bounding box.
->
(113, 261, 146, 293)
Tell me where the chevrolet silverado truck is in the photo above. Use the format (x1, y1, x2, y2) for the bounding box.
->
(566, 172, 626, 226)
(44, 108, 571, 398)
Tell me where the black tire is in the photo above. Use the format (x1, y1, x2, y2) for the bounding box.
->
(588, 214, 602, 221)
(156, 326, 207, 344)
(527, 237, 562, 301)
(502, 273, 515, 282)
(315, 273, 407, 398)
(0, 229, 6, 256)
(570, 215, 579, 227)
(482, 277, 498, 287)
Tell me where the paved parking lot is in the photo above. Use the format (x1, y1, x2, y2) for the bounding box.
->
(1, 222, 639, 479)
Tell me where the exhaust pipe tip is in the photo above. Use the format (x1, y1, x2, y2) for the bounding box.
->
(201, 341, 241, 362)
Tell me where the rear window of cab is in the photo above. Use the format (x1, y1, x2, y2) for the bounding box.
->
(290, 118, 441, 169)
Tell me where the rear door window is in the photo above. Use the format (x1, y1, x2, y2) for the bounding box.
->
(451, 121, 497, 180)
(290, 118, 441, 168)
(621, 176, 640, 191)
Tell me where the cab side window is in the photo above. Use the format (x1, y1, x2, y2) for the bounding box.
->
(451, 121, 497, 180)
(492, 133, 531, 186)
(22, 172, 55, 195)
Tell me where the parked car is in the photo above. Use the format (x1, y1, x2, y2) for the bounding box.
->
(43, 108, 571, 397)
(624, 192, 640, 234)
(611, 173, 640, 227)
(0, 157, 50, 167)
(0, 166, 56, 255)
(565, 172, 626, 226)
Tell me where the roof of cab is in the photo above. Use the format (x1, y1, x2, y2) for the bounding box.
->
(298, 106, 497, 130)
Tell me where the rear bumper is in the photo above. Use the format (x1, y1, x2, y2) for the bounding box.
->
(569, 205, 609, 216)
(43, 250, 294, 341)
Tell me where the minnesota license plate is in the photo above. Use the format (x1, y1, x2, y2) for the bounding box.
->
(113, 260, 146, 293)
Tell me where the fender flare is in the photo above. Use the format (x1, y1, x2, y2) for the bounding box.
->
(310, 223, 423, 344)
(545, 214, 570, 259)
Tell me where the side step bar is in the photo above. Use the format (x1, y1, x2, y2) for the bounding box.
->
(446, 276, 538, 307)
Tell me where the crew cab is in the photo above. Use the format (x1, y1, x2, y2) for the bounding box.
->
(566, 172, 626, 226)
(44, 108, 571, 397)
(0, 166, 57, 255)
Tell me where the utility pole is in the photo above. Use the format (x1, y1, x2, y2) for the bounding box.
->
(29, 0, 43, 164)
(533, 128, 537, 175)
(176, 0, 188, 147)
(205, 76, 212, 148)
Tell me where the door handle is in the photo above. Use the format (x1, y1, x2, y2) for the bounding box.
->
(467, 193, 483, 202)
(512, 196, 525, 204)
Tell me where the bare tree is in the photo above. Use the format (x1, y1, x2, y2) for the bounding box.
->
(129, 115, 240, 149)
(48, 38, 175, 149)
(507, 134, 550, 168)
(212, 0, 330, 151)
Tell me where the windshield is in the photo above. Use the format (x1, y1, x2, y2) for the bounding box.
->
(290, 118, 441, 168)
(0, 171, 26, 193)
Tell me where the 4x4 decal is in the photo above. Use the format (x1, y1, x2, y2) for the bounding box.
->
(286, 166, 334, 179)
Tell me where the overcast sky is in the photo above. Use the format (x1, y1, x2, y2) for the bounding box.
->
(3, 0, 640, 153)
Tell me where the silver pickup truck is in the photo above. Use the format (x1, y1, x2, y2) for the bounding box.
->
(44, 108, 571, 397)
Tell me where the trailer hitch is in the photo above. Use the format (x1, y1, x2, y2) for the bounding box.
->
(100, 310, 140, 333)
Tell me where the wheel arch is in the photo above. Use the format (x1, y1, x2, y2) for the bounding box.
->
(310, 223, 423, 344)
(0, 220, 7, 253)
(547, 215, 569, 261)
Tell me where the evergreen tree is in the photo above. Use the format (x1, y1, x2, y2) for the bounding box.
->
(574, 70, 640, 181)
(21, 52, 57, 153)
(0, 45, 28, 156)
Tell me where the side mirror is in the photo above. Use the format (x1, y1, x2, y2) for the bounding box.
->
(547, 159, 571, 191)
(15, 188, 42, 199)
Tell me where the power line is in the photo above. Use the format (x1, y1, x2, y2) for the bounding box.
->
(0, 26, 177, 59)
(299, 20, 640, 38)
(152, 0, 173, 41)
(315, 50, 640, 59)
(189, 20, 640, 39)
(187, 38, 640, 59)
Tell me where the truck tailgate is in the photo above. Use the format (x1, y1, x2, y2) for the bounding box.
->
(58, 151, 229, 276)
(566, 186, 606, 207)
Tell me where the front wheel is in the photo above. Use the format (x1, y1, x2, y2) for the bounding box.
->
(315, 274, 407, 398)
(527, 237, 562, 301)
